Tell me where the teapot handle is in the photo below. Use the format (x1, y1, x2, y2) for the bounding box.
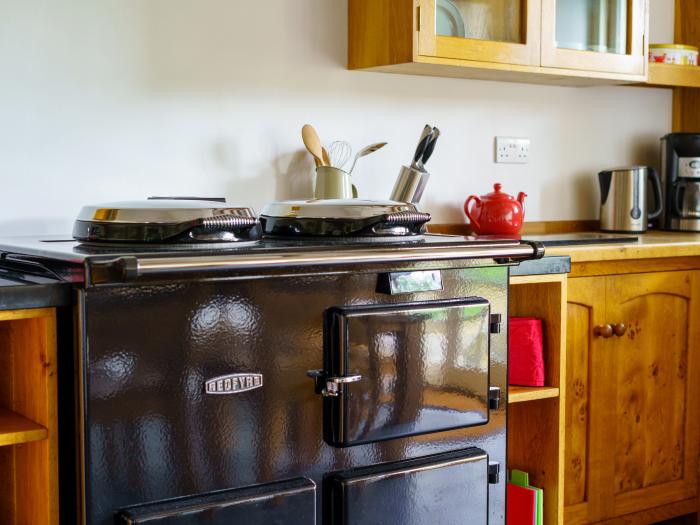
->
(464, 195, 481, 231)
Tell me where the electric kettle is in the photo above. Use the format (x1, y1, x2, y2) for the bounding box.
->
(598, 166, 663, 233)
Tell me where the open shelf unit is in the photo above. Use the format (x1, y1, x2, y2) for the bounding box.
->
(647, 63, 700, 88)
(0, 407, 48, 446)
(0, 307, 59, 524)
(509, 385, 560, 404)
(508, 272, 567, 525)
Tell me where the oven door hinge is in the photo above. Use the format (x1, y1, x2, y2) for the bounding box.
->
(488, 386, 502, 410)
(488, 461, 501, 484)
(306, 369, 362, 397)
(489, 313, 503, 334)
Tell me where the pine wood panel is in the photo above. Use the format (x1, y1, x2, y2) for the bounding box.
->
(569, 257, 700, 278)
(347, 0, 414, 69)
(0, 310, 59, 525)
(671, 2, 700, 519)
(509, 274, 567, 524)
(508, 398, 561, 525)
(0, 407, 48, 446)
(613, 297, 687, 494)
(672, 0, 700, 132)
(647, 63, 700, 88)
(594, 497, 696, 524)
(508, 385, 559, 403)
(428, 220, 600, 236)
(564, 277, 607, 523)
(361, 58, 645, 85)
(606, 271, 700, 517)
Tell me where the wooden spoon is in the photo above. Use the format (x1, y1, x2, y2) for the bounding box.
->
(302, 124, 325, 167)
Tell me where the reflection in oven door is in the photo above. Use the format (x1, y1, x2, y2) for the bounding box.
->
(323, 448, 490, 525)
(117, 478, 316, 524)
(314, 298, 492, 447)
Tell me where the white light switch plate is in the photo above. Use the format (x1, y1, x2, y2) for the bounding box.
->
(495, 137, 530, 164)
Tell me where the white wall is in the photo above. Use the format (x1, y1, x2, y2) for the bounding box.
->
(0, 0, 675, 235)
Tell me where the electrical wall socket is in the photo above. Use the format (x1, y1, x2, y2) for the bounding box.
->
(495, 137, 530, 164)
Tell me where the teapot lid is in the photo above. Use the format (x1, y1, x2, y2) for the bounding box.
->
(483, 183, 515, 201)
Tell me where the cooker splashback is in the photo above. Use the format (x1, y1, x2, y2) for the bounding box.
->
(77, 264, 508, 524)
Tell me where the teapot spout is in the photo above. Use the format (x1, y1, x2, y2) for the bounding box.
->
(517, 192, 527, 205)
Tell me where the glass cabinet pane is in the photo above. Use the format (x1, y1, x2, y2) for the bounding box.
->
(435, 0, 525, 43)
(555, 0, 628, 54)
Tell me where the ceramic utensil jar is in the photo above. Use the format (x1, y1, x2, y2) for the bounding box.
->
(315, 167, 357, 200)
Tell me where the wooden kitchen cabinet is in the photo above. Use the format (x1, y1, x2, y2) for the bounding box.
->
(565, 271, 700, 523)
(0, 308, 59, 524)
(541, 0, 647, 76)
(348, 0, 648, 85)
(414, 0, 541, 67)
(508, 273, 568, 525)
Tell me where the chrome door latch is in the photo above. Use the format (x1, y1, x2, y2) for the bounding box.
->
(488, 386, 502, 410)
(488, 461, 501, 484)
(489, 313, 502, 334)
(306, 370, 362, 397)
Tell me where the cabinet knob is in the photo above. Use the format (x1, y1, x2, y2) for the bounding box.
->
(594, 324, 613, 338)
(612, 323, 626, 337)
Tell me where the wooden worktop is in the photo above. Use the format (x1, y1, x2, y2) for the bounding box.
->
(429, 223, 700, 263)
(543, 231, 700, 262)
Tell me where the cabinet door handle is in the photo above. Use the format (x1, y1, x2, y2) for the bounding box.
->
(594, 324, 613, 338)
(612, 323, 626, 337)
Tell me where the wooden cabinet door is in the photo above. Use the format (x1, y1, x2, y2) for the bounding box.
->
(417, 0, 541, 66)
(565, 271, 700, 523)
(564, 277, 608, 524)
(540, 0, 647, 76)
(603, 271, 700, 518)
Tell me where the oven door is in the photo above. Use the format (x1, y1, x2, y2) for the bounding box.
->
(324, 448, 489, 525)
(311, 298, 492, 447)
(117, 478, 316, 524)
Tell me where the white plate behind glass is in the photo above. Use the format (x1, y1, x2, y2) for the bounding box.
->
(436, 0, 466, 38)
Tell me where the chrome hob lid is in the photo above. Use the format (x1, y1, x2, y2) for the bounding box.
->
(73, 199, 262, 243)
(259, 199, 431, 237)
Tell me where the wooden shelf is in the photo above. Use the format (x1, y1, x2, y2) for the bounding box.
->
(646, 63, 700, 88)
(509, 386, 560, 404)
(0, 308, 59, 523)
(0, 407, 48, 446)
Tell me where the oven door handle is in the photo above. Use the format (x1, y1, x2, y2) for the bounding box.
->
(86, 241, 545, 284)
(306, 369, 362, 397)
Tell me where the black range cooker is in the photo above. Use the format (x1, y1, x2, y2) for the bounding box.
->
(0, 199, 543, 524)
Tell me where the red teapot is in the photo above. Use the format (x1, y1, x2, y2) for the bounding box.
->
(464, 183, 527, 235)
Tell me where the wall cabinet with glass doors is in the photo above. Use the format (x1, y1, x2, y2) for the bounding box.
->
(349, 0, 649, 85)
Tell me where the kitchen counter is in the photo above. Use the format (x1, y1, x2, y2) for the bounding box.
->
(0, 269, 70, 311)
(510, 255, 570, 276)
(543, 231, 700, 262)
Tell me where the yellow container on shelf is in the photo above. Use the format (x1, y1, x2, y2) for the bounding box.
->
(649, 44, 699, 66)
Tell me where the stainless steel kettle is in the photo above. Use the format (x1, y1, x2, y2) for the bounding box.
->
(598, 166, 663, 233)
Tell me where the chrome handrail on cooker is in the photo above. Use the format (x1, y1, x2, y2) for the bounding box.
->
(128, 241, 544, 278)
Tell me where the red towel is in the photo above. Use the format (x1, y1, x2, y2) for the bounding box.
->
(509, 317, 545, 387)
(507, 482, 536, 525)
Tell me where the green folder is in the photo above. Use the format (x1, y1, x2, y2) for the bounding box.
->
(510, 469, 544, 525)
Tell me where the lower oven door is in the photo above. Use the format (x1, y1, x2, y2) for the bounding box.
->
(324, 448, 489, 525)
(315, 298, 492, 447)
(116, 478, 316, 524)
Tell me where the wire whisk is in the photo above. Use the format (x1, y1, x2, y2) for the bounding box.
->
(328, 141, 352, 171)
